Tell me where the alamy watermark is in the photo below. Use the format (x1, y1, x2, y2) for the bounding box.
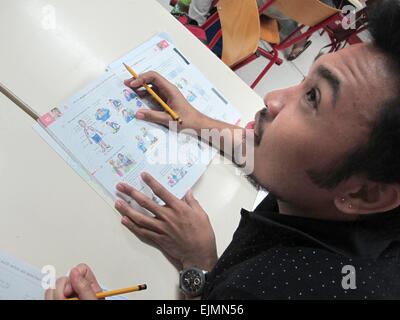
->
(138, 121, 256, 176)
(41, 265, 56, 290)
(341, 1, 366, 30)
(341, 265, 357, 290)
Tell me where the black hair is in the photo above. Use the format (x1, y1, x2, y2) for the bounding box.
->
(307, 0, 400, 189)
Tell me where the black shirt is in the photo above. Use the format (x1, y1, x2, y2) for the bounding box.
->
(202, 194, 400, 299)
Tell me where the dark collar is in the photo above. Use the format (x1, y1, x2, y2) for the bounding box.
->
(246, 194, 400, 259)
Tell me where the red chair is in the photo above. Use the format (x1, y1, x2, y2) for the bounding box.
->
(205, 0, 342, 88)
(204, 0, 283, 89)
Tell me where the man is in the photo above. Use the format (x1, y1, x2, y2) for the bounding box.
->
(47, 0, 400, 299)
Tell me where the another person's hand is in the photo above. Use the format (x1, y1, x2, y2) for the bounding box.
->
(124, 71, 208, 131)
(115, 172, 218, 272)
(45, 264, 102, 300)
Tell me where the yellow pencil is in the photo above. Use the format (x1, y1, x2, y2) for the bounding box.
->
(123, 63, 182, 124)
(66, 284, 147, 300)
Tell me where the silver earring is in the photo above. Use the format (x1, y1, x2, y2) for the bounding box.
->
(340, 198, 346, 202)
(348, 203, 352, 209)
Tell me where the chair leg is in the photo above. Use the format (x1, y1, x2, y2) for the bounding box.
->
(275, 13, 342, 51)
(250, 47, 280, 89)
(251, 56, 277, 89)
(231, 46, 282, 71)
(232, 47, 282, 89)
(231, 54, 259, 71)
(258, 47, 283, 65)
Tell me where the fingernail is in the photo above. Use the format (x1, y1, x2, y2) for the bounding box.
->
(187, 189, 193, 197)
(116, 183, 125, 191)
(136, 112, 144, 119)
(140, 172, 147, 179)
(121, 216, 129, 224)
(115, 200, 125, 209)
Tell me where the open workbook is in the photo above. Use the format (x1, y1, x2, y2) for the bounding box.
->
(35, 33, 241, 206)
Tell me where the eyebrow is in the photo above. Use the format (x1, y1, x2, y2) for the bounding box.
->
(316, 65, 341, 106)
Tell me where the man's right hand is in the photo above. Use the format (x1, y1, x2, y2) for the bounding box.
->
(124, 71, 208, 131)
(125, 71, 245, 165)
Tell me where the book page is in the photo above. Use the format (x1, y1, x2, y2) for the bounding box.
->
(0, 251, 44, 300)
(38, 34, 241, 204)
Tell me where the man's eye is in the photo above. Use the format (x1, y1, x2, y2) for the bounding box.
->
(306, 88, 319, 109)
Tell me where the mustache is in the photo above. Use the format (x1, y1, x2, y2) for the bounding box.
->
(259, 106, 269, 122)
(254, 107, 269, 146)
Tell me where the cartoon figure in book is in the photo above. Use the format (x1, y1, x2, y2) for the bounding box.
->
(123, 89, 137, 102)
(108, 99, 123, 112)
(109, 153, 136, 177)
(106, 121, 120, 133)
(186, 90, 197, 103)
(167, 175, 176, 187)
(78, 120, 111, 153)
(122, 109, 135, 123)
(176, 77, 189, 90)
(117, 153, 134, 168)
(193, 83, 207, 98)
(134, 98, 143, 108)
(141, 127, 158, 145)
(175, 167, 187, 180)
(175, 78, 197, 102)
(135, 135, 147, 153)
(51, 107, 62, 119)
(95, 108, 111, 122)
(109, 160, 124, 177)
(167, 167, 188, 187)
(179, 134, 204, 151)
(157, 40, 169, 50)
(185, 151, 196, 168)
(186, 159, 194, 168)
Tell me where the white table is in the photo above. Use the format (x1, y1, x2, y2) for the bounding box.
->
(0, 0, 263, 299)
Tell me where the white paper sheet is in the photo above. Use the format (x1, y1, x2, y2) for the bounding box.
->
(0, 251, 44, 300)
(0, 250, 128, 300)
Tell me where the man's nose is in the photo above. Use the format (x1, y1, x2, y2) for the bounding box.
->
(264, 91, 285, 119)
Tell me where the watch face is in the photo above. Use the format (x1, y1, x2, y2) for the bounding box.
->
(180, 268, 206, 296)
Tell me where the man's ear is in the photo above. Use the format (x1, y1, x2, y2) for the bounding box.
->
(334, 178, 400, 216)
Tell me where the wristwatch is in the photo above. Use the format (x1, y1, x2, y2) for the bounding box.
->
(179, 267, 208, 297)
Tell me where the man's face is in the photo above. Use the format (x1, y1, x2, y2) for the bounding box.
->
(250, 44, 395, 214)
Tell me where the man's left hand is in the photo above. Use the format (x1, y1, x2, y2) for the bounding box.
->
(115, 172, 218, 272)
